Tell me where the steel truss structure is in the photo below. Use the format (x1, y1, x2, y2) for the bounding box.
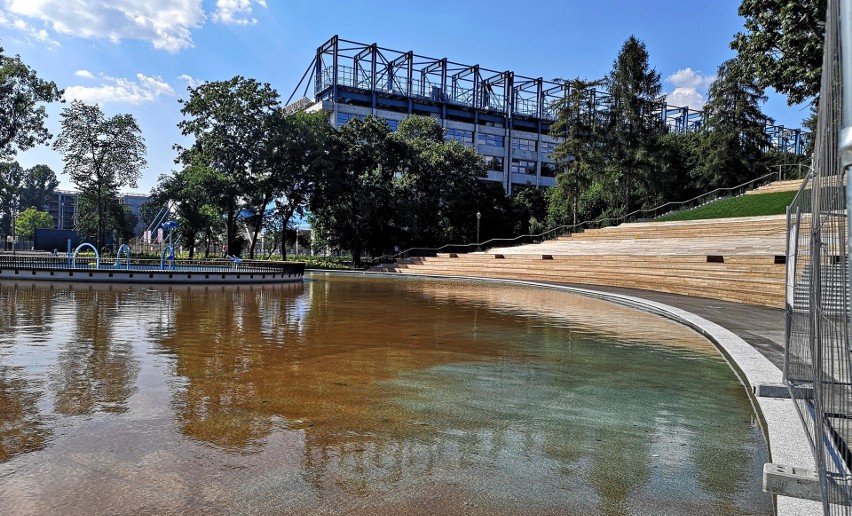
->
(288, 35, 810, 155)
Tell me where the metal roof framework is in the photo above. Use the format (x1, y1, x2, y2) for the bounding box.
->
(288, 36, 810, 155)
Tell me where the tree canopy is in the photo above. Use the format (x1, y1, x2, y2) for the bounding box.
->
(732, 0, 825, 105)
(606, 35, 664, 213)
(0, 47, 62, 161)
(19, 164, 58, 211)
(151, 163, 226, 258)
(0, 160, 23, 236)
(53, 101, 146, 249)
(176, 76, 280, 256)
(549, 77, 607, 227)
(260, 110, 334, 259)
(15, 206, 53, 239)
(696, 59, 770, 190)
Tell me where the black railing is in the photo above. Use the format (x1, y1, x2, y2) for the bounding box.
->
(0, 254, 299, 274)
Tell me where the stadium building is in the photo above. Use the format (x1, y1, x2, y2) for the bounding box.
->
(288, 36, 809, 195)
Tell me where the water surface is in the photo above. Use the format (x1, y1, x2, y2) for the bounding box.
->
(0, 273, 771, 514)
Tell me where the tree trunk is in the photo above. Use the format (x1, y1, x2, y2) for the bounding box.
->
(97, 185, 104, 252)
(248, 193, 270, 259)
(226, 207, 236, 256)
(280, 222, 287, 261)
(352, 242, 362, 267)
(278, 208, 295, 261)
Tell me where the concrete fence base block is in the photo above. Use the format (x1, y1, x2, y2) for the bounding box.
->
(764, 463, 822, 502)
(756, 384, 791, 398)
(755, 384, 814, 399)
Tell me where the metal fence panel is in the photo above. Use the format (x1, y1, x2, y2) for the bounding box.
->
(786, 0, 852, 511)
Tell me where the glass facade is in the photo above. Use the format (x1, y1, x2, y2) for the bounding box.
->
(478, 133, 503, 148)
(445, 128, 473, 145)
(539, 141, 557, 156)
(511, 137, 536, 152)
(335, 112, 363, 125)
(511, 159, 537, 175)
(540, 163, 557, 177)
(484, 156, 504, 172)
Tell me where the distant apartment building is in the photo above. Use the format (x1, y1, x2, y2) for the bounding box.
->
(46, 190, 149, 237)
(48, 190, 78, 231)
(122, 193, 149, 236)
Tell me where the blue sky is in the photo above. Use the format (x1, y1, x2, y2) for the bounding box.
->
(1, 0, 813, 194)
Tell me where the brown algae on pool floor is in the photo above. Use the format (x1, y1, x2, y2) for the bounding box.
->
(0, 274, 770, 514)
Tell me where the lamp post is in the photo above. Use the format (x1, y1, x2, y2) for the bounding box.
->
(11, 206, 16, 256)
(476, 211, 481, 251)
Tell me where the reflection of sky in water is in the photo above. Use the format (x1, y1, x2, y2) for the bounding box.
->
(0, 276, 771, 514)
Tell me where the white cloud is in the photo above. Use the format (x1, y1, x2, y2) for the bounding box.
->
(2, 0, 205, 52)
(666, 68, 715, 90)
(177, 74, 203, 88)
(211, 0, 266, 25)
(667, 87, 707, 110)
(64, 72, 176, 105)
(0, 6, 60, 47)
(74, 69, 95, 79)
(664, 68, 715, 110)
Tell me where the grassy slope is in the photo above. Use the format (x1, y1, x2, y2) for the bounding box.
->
(654, 190, 798, 222)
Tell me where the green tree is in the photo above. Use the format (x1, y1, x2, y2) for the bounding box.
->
(606, 36, 664, 214)
(151, 164, 227, 258)
(732, 0, 825, 106)
(260, 110, 334, 259)
(0, 160, 23, 237)
(0, 47, 62, 160)
(310, 116, 402, 265)
(175, 76, 280, 257)
(19, 164, 58, 210)
(550, 77, 607, 226)
(654, 131, 702, 207)
(394, 115, 486, 247)
(114, 204, 138, 243)
(695, 59, 770, 190)
(53, 101, 147, 250)
(15, 206, 52, 239)
(511, 186, 549, 235)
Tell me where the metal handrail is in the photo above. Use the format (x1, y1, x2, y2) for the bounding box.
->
(378, 166, 800, 262)
(0, 255, 298, 273)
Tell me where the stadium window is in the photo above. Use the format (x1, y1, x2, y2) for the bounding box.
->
(445, 128, 473, 145)
(539, 141, 557, 156)
(511, 137, 536, 152)
(485, 156, 504, 172)
(540, 163, 557, 177)
(478, 133, 503, 148)
(511, 159, 536, 175)
(335, 112, 363, 126)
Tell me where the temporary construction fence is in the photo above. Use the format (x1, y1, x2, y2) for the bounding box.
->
(785, 0, 852, 512)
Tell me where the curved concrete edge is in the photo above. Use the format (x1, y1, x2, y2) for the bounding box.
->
(310, 270, 822, 515)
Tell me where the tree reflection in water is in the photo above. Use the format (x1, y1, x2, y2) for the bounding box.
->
(51, 288, 140, 415)
(0, 365, 50, 462)
(0, 277, 771, 514)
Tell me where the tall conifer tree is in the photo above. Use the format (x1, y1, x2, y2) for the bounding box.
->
(696, 58, 770, 189)
(606, 36, 663, 213)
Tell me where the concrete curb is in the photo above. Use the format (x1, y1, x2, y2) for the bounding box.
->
(310, 270, 822, 515)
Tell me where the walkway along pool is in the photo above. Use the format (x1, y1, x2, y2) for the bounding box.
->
(0, 273, 771, 514)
